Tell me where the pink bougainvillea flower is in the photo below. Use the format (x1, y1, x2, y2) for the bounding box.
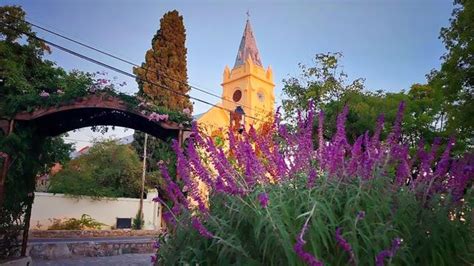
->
(0, 152, 8, 158)
(148, 112, 169, 122)
(39, 91, 50, 97)
(56, 89, 64, 95)
(183, 108, 192, 116)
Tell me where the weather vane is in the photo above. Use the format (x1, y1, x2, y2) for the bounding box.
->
(246, 10, 250, 20)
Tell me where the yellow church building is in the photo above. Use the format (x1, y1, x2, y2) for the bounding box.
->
(196, 19, 275, 132)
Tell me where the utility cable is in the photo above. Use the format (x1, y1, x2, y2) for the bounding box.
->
(5, 14, 260, 114)
(0, 22, 266, 123)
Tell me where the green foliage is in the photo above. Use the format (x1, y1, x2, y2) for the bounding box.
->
(132, 211, 145, 230)
(429, 0, 474, 149)
(47, 214, 106, 230)
(49, 140, 142, 198)
(134, 10, 192, 112)
(282, 52, 364, 119)
(158, 175, 473, 265)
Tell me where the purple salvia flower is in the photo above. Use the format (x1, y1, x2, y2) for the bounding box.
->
(431, 138, 455, 194)
(433, 137, 454, 179)
(172, 140, 208, 214)
(159, 165, 188, 208)
(395, 145, 411, 186)
(291, 104, 316, 175)
(356, 211, 366, 221)
(447, 154, 474, 202)
(307, 168, 318, 188)
(371, 114, 384, 149)
(294, 223, 324, 266)
(334, 105, 349, 146)
(415, 138, 441, 187)
(257, 192, 269, 208)
(186, 142, 214, 187)
(191, 217, 213, 239)
(326, 106, 350, 177)
(317, 110, 325, 161)
(191, 122, 207, 147)
(375, 237, 402, 266)
(151, 254, 157, 263)
(386, 102, 405, 147)
(347, 135, 364, 177)
(335, 227, 355, 264)
(205, 137, 241, 195)
(361, 132, 377, 179)
(162, 211, 176, 226)
(153, 241, 160, 249)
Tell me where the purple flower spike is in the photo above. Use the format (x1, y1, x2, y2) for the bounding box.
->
(191, 217, 213, 239)
(335, 227, 355, 264)
(152, 241, 160, 249)
(150, 254, 157, 263)
(294, 223, 324, 266)
(375, 237, 402, 266)
(258, 192, 269, 208)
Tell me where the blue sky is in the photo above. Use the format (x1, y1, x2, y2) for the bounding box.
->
(3, 0, 454, 149)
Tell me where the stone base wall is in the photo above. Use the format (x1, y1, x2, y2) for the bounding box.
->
(30, 229, 159, 239)
(28, 241, 154, 260)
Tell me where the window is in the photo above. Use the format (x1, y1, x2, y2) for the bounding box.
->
(233, 89, 242, 102)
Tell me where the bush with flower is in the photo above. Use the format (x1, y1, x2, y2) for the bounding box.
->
(152, 102, 473, 265)
(3, 70, 191, 125)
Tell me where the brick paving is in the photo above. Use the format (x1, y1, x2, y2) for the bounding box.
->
(33, 253, 155, 266)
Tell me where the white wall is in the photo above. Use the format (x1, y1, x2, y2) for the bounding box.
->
(31, 190, 162, 230)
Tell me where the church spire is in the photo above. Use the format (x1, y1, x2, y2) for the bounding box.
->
(234, 18, 263, 68)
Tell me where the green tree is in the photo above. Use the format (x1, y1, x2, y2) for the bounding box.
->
(0, 6, 85, 258)
(134, 10, 192, 112)
(282, 52, 364, 119)
(429, 0, 473, 150)
(49, 140, 142, 198)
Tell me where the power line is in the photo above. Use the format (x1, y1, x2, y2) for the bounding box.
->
(9, 14, 259, 114)
(0, 22, 266, 123)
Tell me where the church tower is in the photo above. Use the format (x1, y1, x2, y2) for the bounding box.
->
(197, 18, 275, 131)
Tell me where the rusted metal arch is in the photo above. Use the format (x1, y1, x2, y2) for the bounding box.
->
(0, 93, 190, 206)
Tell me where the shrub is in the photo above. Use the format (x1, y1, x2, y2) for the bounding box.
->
(153, 102, 473, 265)
(132, 211, 144, 230)
(47, 214, 105, 230)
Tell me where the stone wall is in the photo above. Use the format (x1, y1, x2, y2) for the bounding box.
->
(28, 241, 154, 259)
(30, 229, 160, 239)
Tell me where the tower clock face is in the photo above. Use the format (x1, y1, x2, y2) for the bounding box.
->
(233, 89, 242, 102)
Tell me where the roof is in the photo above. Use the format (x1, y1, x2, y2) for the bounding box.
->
(234, 19, 263, 68)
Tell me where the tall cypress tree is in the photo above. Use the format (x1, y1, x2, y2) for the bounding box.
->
(132, 10, 190, 184)
(134, 10, 192, 112)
